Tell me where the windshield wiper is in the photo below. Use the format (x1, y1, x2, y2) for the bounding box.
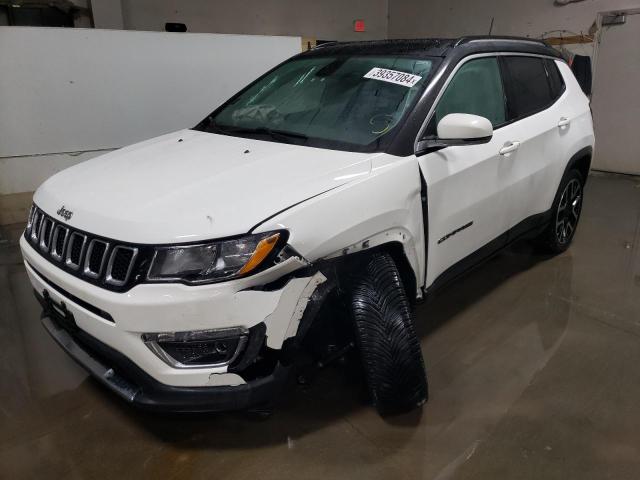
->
(211, 124, 308, 144)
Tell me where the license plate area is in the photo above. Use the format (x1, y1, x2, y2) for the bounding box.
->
(41, 289, 78, 332)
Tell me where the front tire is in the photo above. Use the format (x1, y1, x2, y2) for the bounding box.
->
(537, 169, 584, 254)
(348, 252, 428, 415)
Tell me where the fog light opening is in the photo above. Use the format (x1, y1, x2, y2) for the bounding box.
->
(142, 327, 249, 369)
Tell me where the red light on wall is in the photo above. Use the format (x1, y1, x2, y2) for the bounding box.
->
(354, 19, 365, 32)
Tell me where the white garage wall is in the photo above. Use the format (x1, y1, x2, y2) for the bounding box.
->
(388, 0, 640, 42)
(0, 27, 300, 196)
(90, 0, 124, 29)
(118, 0, 388, 41)
(0, 27, 300, 158)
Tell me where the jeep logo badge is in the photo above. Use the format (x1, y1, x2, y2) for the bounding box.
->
(56, 205, 73, 221)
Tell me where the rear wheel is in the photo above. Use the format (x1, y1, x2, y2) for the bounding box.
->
(348, 252, 428, 415)
(537, 169, 584, 253)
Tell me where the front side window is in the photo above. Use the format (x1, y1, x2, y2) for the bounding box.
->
(502, 56, 554, 120)
(424, 57, 506, 138)
(196, 55, 435, 152)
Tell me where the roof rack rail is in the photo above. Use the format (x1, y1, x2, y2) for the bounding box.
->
(454, 36, 548, 47)
(312, 41, 338, 49)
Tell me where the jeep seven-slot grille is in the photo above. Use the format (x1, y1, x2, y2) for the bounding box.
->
(25, 205, 140, 292)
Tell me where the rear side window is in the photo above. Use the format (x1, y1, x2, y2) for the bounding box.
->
(502, 56, 553, 120)
(545, 59, 566, 99)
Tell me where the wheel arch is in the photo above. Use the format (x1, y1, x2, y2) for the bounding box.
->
(281, 240, 419, 358)
(375, 241, 418, 303)
(327, 240, 420, 303)
(331, 236, 421, 303)
(565, 146, 593, 185)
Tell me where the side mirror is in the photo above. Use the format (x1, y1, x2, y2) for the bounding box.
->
(437, 113, 493, 141)
(415, 113, 493, 156)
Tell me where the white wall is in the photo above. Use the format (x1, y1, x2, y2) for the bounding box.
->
(388, 0, 640, 42)
(0, 27, 300, 195)
(119, 0, 388, 40)
(0, 152, 106, 198)
(91, 0, 125, 29)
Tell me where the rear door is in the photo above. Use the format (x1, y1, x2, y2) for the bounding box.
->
(417, 56, 518, 287)
(498, 56, 568, 232)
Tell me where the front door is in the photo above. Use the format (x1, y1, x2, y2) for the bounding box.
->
(416, 56, 517, 287)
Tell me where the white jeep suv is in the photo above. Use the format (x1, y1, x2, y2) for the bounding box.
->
(21, 36, 594, 415)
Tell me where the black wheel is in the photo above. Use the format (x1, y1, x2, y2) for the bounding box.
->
(537, 169, 584, 254)
(348, 252, 428, 415)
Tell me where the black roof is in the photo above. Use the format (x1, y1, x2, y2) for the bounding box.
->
(302, 36, 561, 59)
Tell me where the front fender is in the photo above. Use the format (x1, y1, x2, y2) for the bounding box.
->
(252, 155, 426, 295)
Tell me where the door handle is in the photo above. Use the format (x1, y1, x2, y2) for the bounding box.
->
(499, 141, 520, 156)
(558, 117, 571, 128)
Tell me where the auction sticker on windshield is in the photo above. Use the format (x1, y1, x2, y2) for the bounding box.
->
(364, 68, 422, 87)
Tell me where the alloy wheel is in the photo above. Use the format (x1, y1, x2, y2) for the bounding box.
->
(555, 178, 582, 245)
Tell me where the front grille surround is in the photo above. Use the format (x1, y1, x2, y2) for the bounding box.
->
(26, 205, 36, 233)
(30, 210, 43, 242)
(66, 232, 87, 270)
(83, 239, 110, 279)
(105, 246, 139, 287)
(26, 205, 150, 292)
(38, 217, 52, 251)
(51, 225, 70, 262)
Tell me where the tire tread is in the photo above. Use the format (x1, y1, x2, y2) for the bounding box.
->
(349, 252, 428, 414)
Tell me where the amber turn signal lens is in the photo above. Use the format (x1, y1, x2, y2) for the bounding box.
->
(238, 233, 281, 275)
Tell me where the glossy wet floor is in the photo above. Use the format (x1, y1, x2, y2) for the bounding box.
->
(1, 173, 639, 479)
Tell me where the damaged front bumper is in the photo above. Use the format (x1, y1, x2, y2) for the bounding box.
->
(38, 306, 291, 412)
(21, 235, 327, 410)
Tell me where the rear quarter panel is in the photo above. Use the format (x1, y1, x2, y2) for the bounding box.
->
(553, 60, 595, 193)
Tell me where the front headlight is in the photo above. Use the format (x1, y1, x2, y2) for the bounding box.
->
(147, 231, 285, 284)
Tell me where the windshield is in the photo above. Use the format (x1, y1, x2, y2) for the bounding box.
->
(195, 55, 435, 152)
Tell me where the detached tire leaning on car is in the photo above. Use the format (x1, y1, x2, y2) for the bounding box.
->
(348, 252, 428, 415)
(537, 169, 585, 254)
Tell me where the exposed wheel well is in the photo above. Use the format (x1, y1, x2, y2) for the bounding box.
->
(287, 241, 420, 356)
(319, 242, 419, 304)
(569, 147, 592, 185)
(376, 242, 418, 303)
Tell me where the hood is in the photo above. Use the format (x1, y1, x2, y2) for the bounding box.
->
(34, 130, 375, 244)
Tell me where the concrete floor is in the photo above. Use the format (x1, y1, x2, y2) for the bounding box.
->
(1, 173, 639, 479)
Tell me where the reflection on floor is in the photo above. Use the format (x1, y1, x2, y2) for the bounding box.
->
(1, 173, 639, 479)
